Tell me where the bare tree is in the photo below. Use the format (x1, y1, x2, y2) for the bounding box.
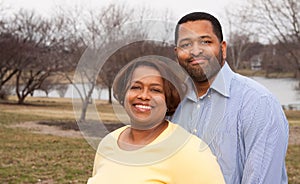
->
(55, 84, 69, 98)
(0, 4, 18, 92)
(235, 0, 300, 76)
(8, 10, 71, 104)
(56, 3, 144, 121)
(224, 7, 260, 71)
(227, 33, 252, 70)
(0, 32, 20, 91)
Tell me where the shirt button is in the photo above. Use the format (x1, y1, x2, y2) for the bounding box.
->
(208, 95, 211, 98)
(193, 129, 197, 134)
(197, 104, 200, 108)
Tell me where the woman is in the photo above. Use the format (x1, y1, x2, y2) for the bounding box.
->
(87, 56, 225, 184)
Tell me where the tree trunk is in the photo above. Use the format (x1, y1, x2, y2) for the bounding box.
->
(79, 99, 89, 122)
(18, 96, 26, 104)
(108, 87, 112, 104)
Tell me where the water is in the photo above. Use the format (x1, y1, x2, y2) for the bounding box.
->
(34, 85, 111, 101)
(250, 77, 300, 106)
(33, 77, 300, 106)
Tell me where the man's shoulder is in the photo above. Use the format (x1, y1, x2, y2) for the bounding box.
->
(231, 72, 273, 97)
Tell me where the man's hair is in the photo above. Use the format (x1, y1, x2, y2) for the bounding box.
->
(174, 12, 223, 44)
(113, 56, 187, 116)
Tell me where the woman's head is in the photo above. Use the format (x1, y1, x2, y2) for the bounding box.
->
(113, 56, 187, 126)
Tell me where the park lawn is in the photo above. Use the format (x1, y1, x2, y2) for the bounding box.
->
(286, 145, 300, 184)
(0, 97, 121, 183)
(0, 110, 95, 184)
(1, 96, 125, 122)
(0, 126, 94, 183)
(0, 97, 300, 183)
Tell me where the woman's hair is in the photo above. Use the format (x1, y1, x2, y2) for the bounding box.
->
(113, 56, 188, 116)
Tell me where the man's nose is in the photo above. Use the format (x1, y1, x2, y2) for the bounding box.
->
(190, 42, 204, 56)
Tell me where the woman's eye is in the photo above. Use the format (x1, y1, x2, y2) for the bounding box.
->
(130, 86, 141, 90)
(151, 88, 163, 93)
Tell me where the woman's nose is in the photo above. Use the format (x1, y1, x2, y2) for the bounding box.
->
(137, 89, 150, 100)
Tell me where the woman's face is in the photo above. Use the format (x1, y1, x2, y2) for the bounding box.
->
(124, 65, 167, 130)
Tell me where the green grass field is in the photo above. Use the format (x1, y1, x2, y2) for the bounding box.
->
(0, 97, 299, 183)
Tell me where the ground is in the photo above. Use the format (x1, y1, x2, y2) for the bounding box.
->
(9, 120, 300, 146)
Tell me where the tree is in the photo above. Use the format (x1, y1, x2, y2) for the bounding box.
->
(0, 32, 20, 91)
(0, 5, 19, 92)
(9, 10, 72, 104)
(55, 84, 69, 98)
(224, 7, 260, 71)
(235, 0, 300, 76)
(58, 3, 144, 122)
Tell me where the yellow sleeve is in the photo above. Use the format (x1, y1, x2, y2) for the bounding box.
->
(92, 150, 103, 176)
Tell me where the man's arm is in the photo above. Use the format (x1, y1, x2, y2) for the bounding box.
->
(241, 95, 289, 184)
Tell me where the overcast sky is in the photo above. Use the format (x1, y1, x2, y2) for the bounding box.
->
(2, 0, 243, 23)
(1, 0, 247, 42)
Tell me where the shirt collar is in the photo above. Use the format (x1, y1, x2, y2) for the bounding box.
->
(186, 62, 233, 101)
(210, 62, 232, 98)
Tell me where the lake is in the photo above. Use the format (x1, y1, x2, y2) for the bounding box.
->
(34, 77, 300, 107)
(250, 77, 300, 107)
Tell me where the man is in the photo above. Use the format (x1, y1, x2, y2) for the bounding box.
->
(171, 12, 289, 183)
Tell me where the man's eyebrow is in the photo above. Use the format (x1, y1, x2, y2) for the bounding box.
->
(198, 35, 212, 39)
(178, 35, 213, 43)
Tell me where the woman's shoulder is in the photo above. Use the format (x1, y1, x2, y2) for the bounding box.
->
(97, 125, 127, 149)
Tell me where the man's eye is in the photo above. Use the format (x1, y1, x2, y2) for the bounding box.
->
(200, 40, 211, 44)
(180, 43, 192, 48)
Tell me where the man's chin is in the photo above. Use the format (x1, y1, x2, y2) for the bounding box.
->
(192, 76, 208, 83)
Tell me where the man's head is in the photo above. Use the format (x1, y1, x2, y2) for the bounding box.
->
(175, 12, 223, 45)
(174, 12, 227, 83)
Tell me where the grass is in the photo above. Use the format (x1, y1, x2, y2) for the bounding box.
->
(286, 145, 300, 183)
(0, 97, 99, 184)
(0, 126, 94, 183)
(0, 97, 300, 183)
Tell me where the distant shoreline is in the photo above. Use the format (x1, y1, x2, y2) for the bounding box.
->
(236, 69, 296, 79)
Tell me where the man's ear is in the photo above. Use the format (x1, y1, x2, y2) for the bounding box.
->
(221, 41, 227, 60)
(174, 46, 179, 61)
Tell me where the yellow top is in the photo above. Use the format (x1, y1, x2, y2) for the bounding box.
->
(87, 122, 225, 184)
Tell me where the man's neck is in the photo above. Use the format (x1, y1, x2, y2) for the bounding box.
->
(194, 75, 217, 97)
(194, 80, 210, 97)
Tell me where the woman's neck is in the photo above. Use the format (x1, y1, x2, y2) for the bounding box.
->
(118, 120, 168, 151)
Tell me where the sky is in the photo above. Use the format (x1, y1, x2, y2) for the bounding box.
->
(1, 0, 245, 42)
(1, 0, 243, 24)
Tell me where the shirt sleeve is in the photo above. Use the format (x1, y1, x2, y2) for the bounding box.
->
(241, 95, 289, 184)
(92, 150, 103, 176)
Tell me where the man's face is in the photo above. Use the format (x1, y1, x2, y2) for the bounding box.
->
(175, 20, 227, 82)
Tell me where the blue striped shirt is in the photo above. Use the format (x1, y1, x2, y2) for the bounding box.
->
(171, 62, 289, 184)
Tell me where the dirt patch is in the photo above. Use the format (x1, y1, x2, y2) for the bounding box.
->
(10, 121, 124, 138)
(289, 125, 300, 145)
(11, 121, 83, 138)
(10, 121, 300, 145)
